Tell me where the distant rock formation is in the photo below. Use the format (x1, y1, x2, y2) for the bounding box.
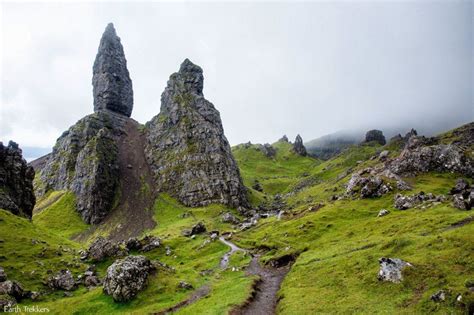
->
(292, 134, 307, 156)
(0, 141, 35, 218)
(389, 129, 417, 147)
(364, 130, 386, 145)
(257, 143, 276, 158)
(279, 135, 289, 142)
(93, 23, 133, 117)
(145, 59, 249, 209)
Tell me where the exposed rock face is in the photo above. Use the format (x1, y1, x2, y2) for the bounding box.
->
(145, 59, 248, 208)
(92, 23, 133, 117)
(38, 112, 123, 224)
(0, 141, 35, 218)
(377, 257, 411, 283)
(389, 136, 474, 178)
(103, 255, 154, 302)
(364, 130, 386, 145)
(47, 270, 76, 291)
(292, 134, 307, 156)
(346, 171, 392, 198)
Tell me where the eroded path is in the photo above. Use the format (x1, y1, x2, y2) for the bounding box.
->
(220, 238, 291, 315)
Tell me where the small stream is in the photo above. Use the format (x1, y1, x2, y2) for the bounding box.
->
(219, 236, 246, 268)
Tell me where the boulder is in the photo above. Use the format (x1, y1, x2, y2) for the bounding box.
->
(0, 294, 16, 311)
(144, 59, 248, 209)
(258, 143, 276, 158)
(292, 134, 307, 156)
(279, 135, 289, 142)
(377, 257, 412, 283)
(364, 130, 386, 145)
(222, 212, 240, 224)
(0, 280, 24, 299)
(177, 281, 193, 290)
(103, 255, 154, 302)
(346, 173, 391, 198)
(431, 290, 446, 302)
(394, 192, 445, 210)
(47, 270, 76, 291)
(84, 237, 127, 262)
(140, 236, 161, 252)
(0, 141, 35, 218)
(251, 180, 263, 192)
(189, 222, 207, 236)
(378, 209, 390, 217)
(92, 23, 133, 117)
(0, 267, 7, 282)
(450, 179, 473, 210)
(379, 150, 390, 161)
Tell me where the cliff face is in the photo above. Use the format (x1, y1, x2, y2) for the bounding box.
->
(145, 59, 249, 209)
(37, 24, 132, 224)
(0, 141, 35, 218)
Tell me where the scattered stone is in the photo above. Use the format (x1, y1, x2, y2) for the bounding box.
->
(364, 130, 386, 145)
(292, 134, 307, 156)
(125, 237, 142, 251)
(431, 290, 446, 302)
(191, 222, 206, 235)
(378, 209, 390, 217)
(140, 235, 161, 252)
(377, 257, 412, 283)
(221, 212, 240, 224)
(177, 281, 193, 290)
(103, 255, 154, 302)
(379, 150, 389, 161)
(165, 246, 172, 256)
(47, 270, 76, 291)
(0, 294, 16, 310)
(0, 141, 35, 218)
(394, 192, 445, 210)
(252, 180, 264, 192)
(450, 179, 473, 210)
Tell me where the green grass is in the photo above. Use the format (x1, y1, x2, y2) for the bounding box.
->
(33, 191, 89, 239)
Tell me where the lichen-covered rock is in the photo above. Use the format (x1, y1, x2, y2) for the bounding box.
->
(83, 237, 127, 262)
(92, 23, 133, 117)
(364, 130, 386, 145)
(346, 172, 391, 198)
(389, 136, 474, 178)
(292, 134, 307, 156)
(377, 257, 411, 283)
(103, 255, 154, 302)
(0, 280, 24, 299)
(0, 141, 35, 218)
(47, 270, 76, 291)
(145, 59, 248, 208)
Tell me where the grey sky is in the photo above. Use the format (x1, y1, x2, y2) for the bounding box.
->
(1, 1, 473, 160)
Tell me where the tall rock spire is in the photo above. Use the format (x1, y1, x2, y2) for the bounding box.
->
(92, 23, 133, 117)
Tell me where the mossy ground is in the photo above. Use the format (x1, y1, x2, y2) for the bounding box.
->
(3, 134, 473, 314)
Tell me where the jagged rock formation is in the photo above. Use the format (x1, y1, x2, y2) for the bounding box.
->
(37, 24, 135, 224)
(92, 23, 133, 117)
(279, 135, 289, 142)
(292, 134, 307, 156)
(0, 141, 35, 218)
(257, 143, 276, 158)
(364, 130, 386, 145)
(145, 59, 248, 208)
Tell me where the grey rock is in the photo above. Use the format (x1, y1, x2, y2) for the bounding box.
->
(394, 192, 445, 210)
(0, 280, 24, 299)
(378, 209, 390, 217)
(139, 235, 161, 252)
(451, 178, 470, 194)
(0, 294, 16, 311)
(346, 173, 391, 198)
(377, 257, 411, 283)
(251, 180, 263, 192)
(0, 141, 35, 218)
(379, 150, 390, 161)
(103, 255, 154, 302)
(431, 290, 446, 302)
(145, 59, 248, 209)
(84, 275, 101, 288)
(92, 23, 133, 117)
(292, 134, 307, 156)
(0, 267, 7, 282)
(364, 130, 386, 145)
(258, 143, 276, 158)
(184, 222, 207, 237)
(177, 281, 193, 290)
(279, 135, 289, 142)
(47, 270, 76, 291)
(84, 237, 127, 262)
(222, 212, 240, 224)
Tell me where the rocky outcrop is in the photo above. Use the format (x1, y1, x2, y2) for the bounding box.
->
(450, 179, 473, 210)
(377, 257, 412, 283)
(182, 221, 207, 237)
(394, 192, 445, 210)
(279, 135, 289, 142)
(346, 170, 392, 198)
(47, 270, 76, 291)
(37, 23, 134, 224)
(0, 141, 35, 218)
(125, 235, 161, 252)
(257, 143, 276, 158)
(292, 134, 307, 156)
(82, 237, 127, 262)
(103, 255, 154, 302)
(145, 59, 248, 208)
(364, 130, 386, 145)
(389, 136, 474, 178)
(92, 23, 133, 117)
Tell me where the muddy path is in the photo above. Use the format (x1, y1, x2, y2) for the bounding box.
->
(154, 285, 211, 315)
(220, 238, 291, 315)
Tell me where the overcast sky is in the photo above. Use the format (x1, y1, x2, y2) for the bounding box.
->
(1, 1, 473, 160)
